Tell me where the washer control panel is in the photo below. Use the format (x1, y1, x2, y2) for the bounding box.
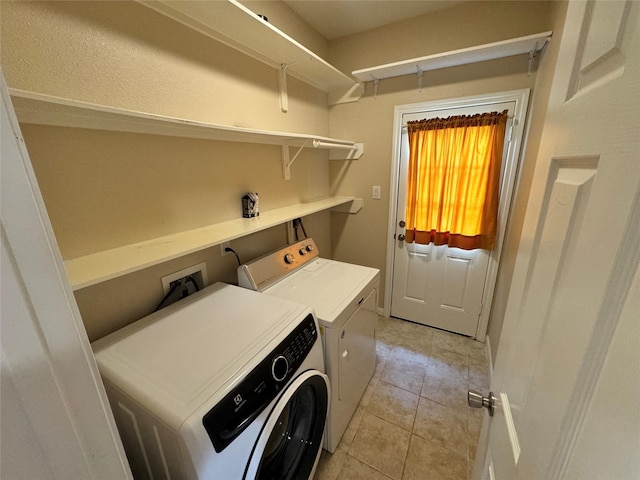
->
(202, 313, 318, 452)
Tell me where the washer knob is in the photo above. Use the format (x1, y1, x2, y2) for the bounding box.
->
(271, 355, 289, 381)
(305, 245, 314, 253)
(284, 253, 295, 264)
(299, 248, 307, 255)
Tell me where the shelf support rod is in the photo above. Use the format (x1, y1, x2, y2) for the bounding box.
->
(417, 66, 424, 92)
(312, 139, 357, 150)
(279, 63, 289, 113)
(372, 76, 380, 99)
(282, 139, 310, 180)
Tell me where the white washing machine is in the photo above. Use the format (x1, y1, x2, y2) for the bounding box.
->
(92, 282, 329, 480)
(238, 239, 379, 453)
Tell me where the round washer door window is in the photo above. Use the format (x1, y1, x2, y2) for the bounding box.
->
(245, 371, 329, 480)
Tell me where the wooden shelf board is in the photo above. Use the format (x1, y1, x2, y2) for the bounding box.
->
(352, 31, 552, 81)
(137, 0, 358, 94)
(9, 89, 358, 148)
(65, 196, 355, 290)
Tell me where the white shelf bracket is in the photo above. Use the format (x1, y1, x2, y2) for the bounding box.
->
(372, 76, 380, 99)
(331, 198, 363, 214)
(282, 139, 309, 180)
(417, 66, 424, 92)
(527, 40, 546, 76)
(279, 63, 289, 113)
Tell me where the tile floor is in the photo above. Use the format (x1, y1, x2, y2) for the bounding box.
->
(314, 316, 490, 480)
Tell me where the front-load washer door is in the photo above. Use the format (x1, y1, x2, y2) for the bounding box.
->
(245, 370, 329, 480)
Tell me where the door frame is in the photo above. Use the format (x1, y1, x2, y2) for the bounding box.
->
(384, 89, 530, 340)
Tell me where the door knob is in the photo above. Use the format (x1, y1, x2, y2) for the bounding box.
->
(399, 220, 406, 228)
(397, 234, 406, 241)
(468, 389, 495, 416)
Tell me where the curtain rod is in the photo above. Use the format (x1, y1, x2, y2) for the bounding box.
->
(401, 115, 516, 129)
(312, 139, 358, 150)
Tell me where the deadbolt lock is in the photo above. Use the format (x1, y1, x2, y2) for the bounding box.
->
(399, 220, 406, 228)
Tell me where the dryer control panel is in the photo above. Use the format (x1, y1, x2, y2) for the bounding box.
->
(202, 313, 318, 452)
(237, 238, 319, 292)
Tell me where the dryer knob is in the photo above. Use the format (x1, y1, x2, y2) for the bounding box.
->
(271, 355, 289, 382)
(299, 248, 307, 255)
(305, 245, 314, 252)
(284, 253, 295, 264)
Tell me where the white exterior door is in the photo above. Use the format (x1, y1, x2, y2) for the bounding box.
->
(389, 94, 529, 338)
(0, 75, 132, 479)
(480, 1, 640, 478)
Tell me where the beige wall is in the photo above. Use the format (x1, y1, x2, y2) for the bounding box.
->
(327, 1, 564, 356)
(2, 0, 569, 355)
(1, 0, 333, 341)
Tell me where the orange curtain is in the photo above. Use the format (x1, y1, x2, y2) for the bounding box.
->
(405, 110, 508, 250)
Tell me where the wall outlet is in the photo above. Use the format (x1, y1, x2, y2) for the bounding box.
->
(220, 241, 232, 256)
(161, 263, 208, 294)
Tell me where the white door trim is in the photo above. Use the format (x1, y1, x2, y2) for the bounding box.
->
(1, 73, 132, 478)
(384, 89, 530, 340)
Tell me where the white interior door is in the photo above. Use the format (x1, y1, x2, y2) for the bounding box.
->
(389, 96, 527, 338)
(479, 1, 640, 478)
(0, 75, 132, 479)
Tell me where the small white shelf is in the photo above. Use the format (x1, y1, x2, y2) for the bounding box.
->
(65, 196, 359, 290)
(136, 0, 363, 105)
(352, 31, 552, 81)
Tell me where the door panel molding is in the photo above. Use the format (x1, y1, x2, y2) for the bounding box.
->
(548, 187, 640, 479)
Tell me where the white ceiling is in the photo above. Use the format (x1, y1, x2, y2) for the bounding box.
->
(282, 0, 467, 40)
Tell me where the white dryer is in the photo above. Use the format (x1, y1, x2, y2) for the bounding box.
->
(92, 282, 329, 479)
(238, 239, 379, 453)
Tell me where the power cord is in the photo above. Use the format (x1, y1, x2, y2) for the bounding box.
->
(154, 275, 201, 312)
(293, 217, 308, 240)
(225, 247, 242, 266)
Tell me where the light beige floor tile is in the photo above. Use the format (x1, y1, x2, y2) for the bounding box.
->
(336, 455, 394, 480)
(469, 358, 490, 389)
(467, 409, 484, 462)
(424, 349, 469, 388)
(337, 405, 365, 452)
(421, 374, 468, 411)
(413, 397, 468, 456)
(468, 341, 487, 362)
(432, 330, 473, 357)
(367, 381, 419, 431)
(402, 435, 467, 480)
(349, 412, 411, 480)
(314, 448, 348, 480)
(380, 349, 427, 395)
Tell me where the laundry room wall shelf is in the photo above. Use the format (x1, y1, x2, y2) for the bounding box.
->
(64, 196, 361, 290)
(9, 89, 364, 180)
(136, 0, 363, 108)
(352, 31, 552, 87)
(8, 89, 364, 289)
